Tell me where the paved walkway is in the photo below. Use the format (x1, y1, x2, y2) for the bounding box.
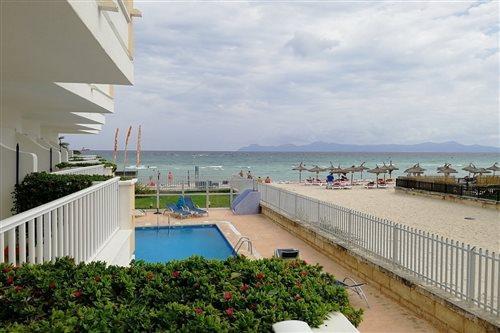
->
(136, 209, 438, 333)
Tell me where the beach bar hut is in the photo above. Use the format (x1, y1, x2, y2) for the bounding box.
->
(404, 163, 426, 177)
(292, 162, 307, 182)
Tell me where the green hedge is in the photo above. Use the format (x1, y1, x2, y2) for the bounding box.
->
(12, 173, 113, 214)
(0, 256, 362, 331)
(55, 161, 117, 173)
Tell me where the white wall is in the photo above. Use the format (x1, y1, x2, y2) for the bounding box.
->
(15, 133, 51, 172)
(0, 143, 37, 219)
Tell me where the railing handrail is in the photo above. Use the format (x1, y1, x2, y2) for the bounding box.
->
(0, 177, 120, 232)
(52, 164, 107, 175)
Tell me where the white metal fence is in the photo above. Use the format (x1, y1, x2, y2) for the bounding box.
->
(53, 164, 112, 176)
(0, 177, 120, 264)
(257, 183, 500, 317)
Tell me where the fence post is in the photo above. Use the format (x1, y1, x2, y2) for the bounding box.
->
(294, 194, 298, 219)
(348, 209, 352, 244)
(392, 224, 399, 264)
(466, 246, 476, 303)
(278, 188, 281, 212)
(229, 187, 233, 206)
(205, 182, 209, 214)
(317, 200, 321, 225)
(16, 143, 20, 185)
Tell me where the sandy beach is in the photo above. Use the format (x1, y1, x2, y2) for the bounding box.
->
(272, 183, 500, 252)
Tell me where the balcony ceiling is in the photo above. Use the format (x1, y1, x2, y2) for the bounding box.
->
(24, 112, 106, 126)
(2, 82, 113, 114)
(1, 1, 132, 84)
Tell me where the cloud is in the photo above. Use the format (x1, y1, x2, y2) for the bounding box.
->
(67, 1, 499, 150)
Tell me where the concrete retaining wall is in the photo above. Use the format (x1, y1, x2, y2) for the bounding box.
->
(261, 205, 500, 333)
(395, 187, 499, 211)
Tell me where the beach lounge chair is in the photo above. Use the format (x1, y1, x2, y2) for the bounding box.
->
(332, 181, 342, 190)
(365, 181, 376, 189)
(184, 196, 208, 216)
(274, 248, 300, 259)
(335, 277, 370, 308)
(165, 203, 191, 219)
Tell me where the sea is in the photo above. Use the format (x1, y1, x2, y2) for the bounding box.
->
(91, 150, 499, 183)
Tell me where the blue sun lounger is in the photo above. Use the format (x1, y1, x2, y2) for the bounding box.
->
(165, 203, 191, 219)
(184, 196, 207, 216)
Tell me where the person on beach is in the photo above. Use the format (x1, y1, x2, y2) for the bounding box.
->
(247, 171, 253, 179)
(167, 171, 174, 186)
(327, 172, 334, 184)
(265, 176, 272, 183)
(239, 170, 244, 177)
(257, 176, 263, 183)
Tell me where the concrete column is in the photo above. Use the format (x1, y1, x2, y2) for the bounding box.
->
(118, 178, 137, 254)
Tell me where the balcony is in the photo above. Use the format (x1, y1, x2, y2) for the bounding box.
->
(1, 0, 138, 85)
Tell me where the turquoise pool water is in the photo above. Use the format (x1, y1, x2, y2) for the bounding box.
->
(135, 224, 236, 262)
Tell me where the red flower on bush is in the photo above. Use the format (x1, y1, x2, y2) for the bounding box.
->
(194, 307, 204, 315)
(14, 285, 23, 292)
(72, 290, 82, 298)
(300, 271, 308, 277)
(225, 307, 234, 317)
(94, 276, 101, 282)
(6, 276, 14, 285)
(256, 272, 265, 280)
(223, 291, 232, 301)
(295, 281, 302, 288)
(171, 271, 180, 278)
(49, 281, 57, 289)
(240, 283, 249, 292)
(2, 266, 12, 274)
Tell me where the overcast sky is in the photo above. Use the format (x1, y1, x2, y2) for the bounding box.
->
(68, 1, 499, 151)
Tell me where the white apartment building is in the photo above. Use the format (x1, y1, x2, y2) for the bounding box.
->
(0, 1, 141, 265)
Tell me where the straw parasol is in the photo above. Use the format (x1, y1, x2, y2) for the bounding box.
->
(292, 162, 307, 182)
(486, 162, 500, 176)
(437, 164, 457, 178)
(462, 163, 477, 177)
(343, 165, 357, 184)
(474, 168, 491, 176)
(367, 165, 387, 188)
(328, 162, 345, 177)
(308, 165, 327, 180)
(385, 161, 399, 179)
(353, 162, 370, 179)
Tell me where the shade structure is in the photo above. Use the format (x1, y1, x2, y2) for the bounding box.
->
(474, 168, 492, 176)
(486, 162, 500, 176)
(343, 165, 357, 184)
(462, 163, 477, 177)
(404, 163, 426, 176)
(329, 162, 345, 176)
(353, 162, 370, 179)
(437, 163, 458, 177)
(385, 161, 399, 179)
(308, 165, 327, 179)
(367, 165, 387, 188)
(292, 162, 307, 182)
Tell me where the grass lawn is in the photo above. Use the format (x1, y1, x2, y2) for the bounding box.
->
(135, 194, 230, 209)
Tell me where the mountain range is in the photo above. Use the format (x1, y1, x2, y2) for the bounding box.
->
(238, 141, 500, 153)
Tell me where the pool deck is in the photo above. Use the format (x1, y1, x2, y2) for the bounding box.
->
(135, 209, 438, 333)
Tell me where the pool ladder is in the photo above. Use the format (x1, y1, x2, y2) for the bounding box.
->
(234, 236, 253, 255)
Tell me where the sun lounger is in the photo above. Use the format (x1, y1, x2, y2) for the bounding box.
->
(165, 203, 191, 219)
(335, 277, 369, 307)
(184, 196, 208, 216)
(365, 181, 376, 189)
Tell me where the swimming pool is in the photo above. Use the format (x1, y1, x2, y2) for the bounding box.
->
(135, 224, 236, 262)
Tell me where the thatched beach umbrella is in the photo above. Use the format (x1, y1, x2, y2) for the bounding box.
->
(292, 162, 307, 182)
(353, 162, 370, 179)
(329, 162, 345, 177)
(437, 164, 457, 178)
(368, 165, 387, 188)
(385, 161, 399, 179)
(462, 163, 477, 177)
(475, 168, 492, 176)
(308, 165, 327, 180)
(343, 165, 357, 184)
(404, 163, 426, 176)
(486, 162, 500, 176)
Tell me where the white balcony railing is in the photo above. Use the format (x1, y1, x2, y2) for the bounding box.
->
(53, 164, 112, 176)
(0, 177, 119, 264)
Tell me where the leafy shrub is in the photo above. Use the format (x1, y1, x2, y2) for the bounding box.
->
(0, 256, 362, 332)
(135, 182, 155, 194)
(103, 161, 117, 172)
(12, 173, 113, 213)
(72, 150, 81, 155)
(69, 156, 84, 161)
(55, 162, 101, 169)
